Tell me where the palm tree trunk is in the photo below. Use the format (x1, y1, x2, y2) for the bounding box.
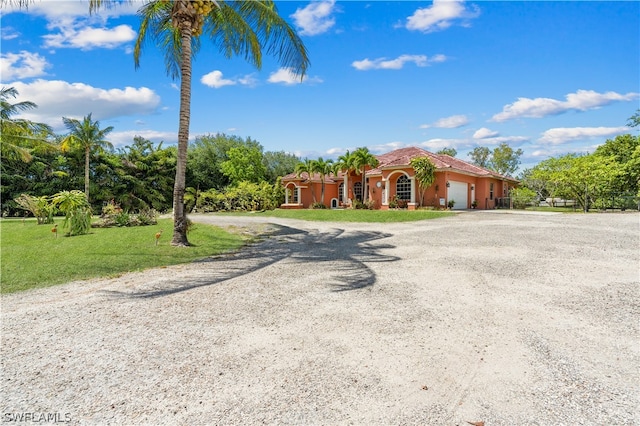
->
(85, 146, 90, 201)
(171, 7, 193, 247)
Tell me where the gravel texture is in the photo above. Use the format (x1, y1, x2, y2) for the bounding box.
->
(1, 211, 638, 425)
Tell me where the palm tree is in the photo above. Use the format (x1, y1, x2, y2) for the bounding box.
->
(61, 113, 114, 202)
(333, 150, 357, 205)
(0, 86, 53, 163)
(352, 147, 379, 202)
(86, 0, 309, 246)
(295, 159, 316, 204)
(311, 157, 334, 206)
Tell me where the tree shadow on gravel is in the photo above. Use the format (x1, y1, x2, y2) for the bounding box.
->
(102, 224, 398, 299)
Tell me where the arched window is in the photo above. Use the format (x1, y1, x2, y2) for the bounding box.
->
(338, 183, 345, 202)
(396, 175, 411, 200)
(353, 182, 363, 201)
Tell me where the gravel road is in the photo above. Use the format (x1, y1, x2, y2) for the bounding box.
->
(1, 211, 638, 425)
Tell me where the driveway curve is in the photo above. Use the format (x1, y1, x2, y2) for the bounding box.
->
(1, 211, 638, 425)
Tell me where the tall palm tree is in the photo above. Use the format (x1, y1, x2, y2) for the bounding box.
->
(352, 147, 379, 202)
(61, 113, 114, 202)
(89, 0, 309, 246)
(295, 158, 316, 204)
(334, 150, 356, 205)
(311, 157, 334, 206)
(0, 86, 53, 163)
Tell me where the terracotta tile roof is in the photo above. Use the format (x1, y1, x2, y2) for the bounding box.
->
(369, 147, 518, 181)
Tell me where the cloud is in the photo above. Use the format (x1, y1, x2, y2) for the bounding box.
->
(201, 70, 236, 88)
(538, 126, 631, 145)
(7, 79, 161, 130)
(200, 70, 258, 89)
(492, 90, 639, 122)
(267, 68, 323, 85)
(473, 127, 499, 139)
(405, 0, 480, 33)
(43, 24, 136, 50)
(352, 54, 446, 71)
(1, 51, 50, 81)
(291, 0, 337, 36)
(1, 26, 20, 41)
(109, 130, 177, 148)
(420, 114, 469, 129)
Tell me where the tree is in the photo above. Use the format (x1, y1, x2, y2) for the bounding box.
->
(490, 142, 523, 176)
(311, 157, 334, 206)
(61, 113, 114, 202)
(115, 137, 176, 211)
(333, 150, 357, 204)
(263, 151, 300, 183)
(220, 144, 267, 185)
(0, 86, 53, 163)
(436, 147, 457, 157)
(352, 147, 379, 202)
(468, 147, 491, 168)
(410, 156, 436, 206)
(295, 159, 316, 204)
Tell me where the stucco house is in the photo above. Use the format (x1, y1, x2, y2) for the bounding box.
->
(281, 147, 519, 210)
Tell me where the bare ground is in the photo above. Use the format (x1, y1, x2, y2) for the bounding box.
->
(1, 211, 639, 425)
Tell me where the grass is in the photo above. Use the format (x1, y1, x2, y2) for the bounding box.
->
(1, 218, 245, 294)
(217, 208, 454, 223)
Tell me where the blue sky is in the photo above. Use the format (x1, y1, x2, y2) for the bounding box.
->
(1, 0, 638, 172)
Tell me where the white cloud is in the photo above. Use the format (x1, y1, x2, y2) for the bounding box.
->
(7, 79, 161, 129)
(1, 27, 20, 41)
(43, 24, 136, 50)
(420, 114, 469, 129)
(492, 90, 639, 122)
(267, 68, 322, 85)
(405, 0, 480, 33)
(538, 126, 631, 145)
(1, 51, 50, 81)
(201, 70, 236, 88)
(291, 0, 337, 36)
(473, 127, 499, 139)
(200, 70, 258, 89)
(352, 54, 446, 71)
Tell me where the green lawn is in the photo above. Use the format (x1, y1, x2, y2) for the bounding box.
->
(219, 208, 453, 223)
(0, 218, 245, 294)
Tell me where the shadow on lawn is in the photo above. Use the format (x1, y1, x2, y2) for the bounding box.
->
(102, 224, 398, 299)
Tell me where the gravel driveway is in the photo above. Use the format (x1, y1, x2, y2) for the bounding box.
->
(1, 211, 638, 425)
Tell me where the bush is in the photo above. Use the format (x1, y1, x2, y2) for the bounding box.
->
(511, 187, 537, 209)
(14, 194, 55, 224)
(51, 190, 92, 236)
(311, 202, 327, 209)
(195, 181, 283, 212)
(92, 200, 158, 228)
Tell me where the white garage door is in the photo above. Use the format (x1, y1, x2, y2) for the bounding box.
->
(448, 181, 468, 209)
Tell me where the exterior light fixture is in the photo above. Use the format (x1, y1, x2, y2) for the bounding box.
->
(471, 185, 475, 190)
(446, 181, 450, 188)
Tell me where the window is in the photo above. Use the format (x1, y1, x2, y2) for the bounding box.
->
(288, 185, 298, 203)
(396, 175, 411, 201)
(353, 182, 363, 201)
(338, 183, 344, 201)
(489, 183, 494, 201)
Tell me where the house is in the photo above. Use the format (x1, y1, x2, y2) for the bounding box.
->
(281, 147, 519, 210)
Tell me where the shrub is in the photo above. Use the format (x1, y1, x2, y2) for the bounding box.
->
(311, 202, 327, 209)
(51, 190, 92, 236)
(511, 187, 537, 209)
(14, 193, 54, 224)
(447, 199, 455, 209)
